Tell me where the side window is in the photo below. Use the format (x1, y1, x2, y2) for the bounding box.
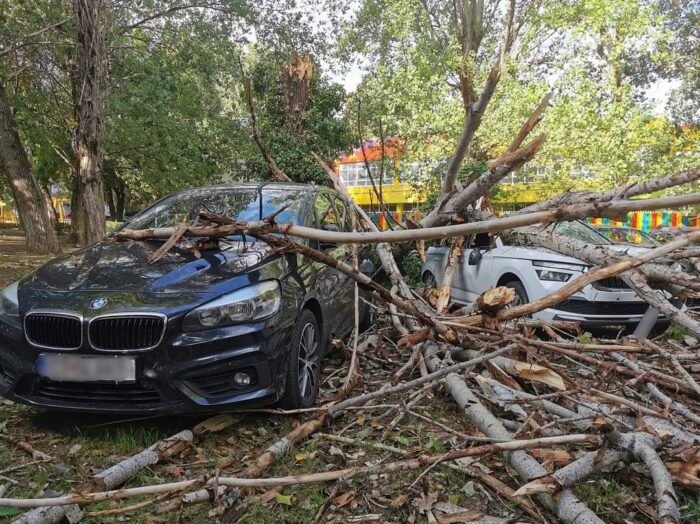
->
(333, 197, 352, 232)
(315, 193, 338, 230)
(469, 233, 491, 249)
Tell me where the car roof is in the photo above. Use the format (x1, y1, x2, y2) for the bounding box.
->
(185, 182, 328, 193)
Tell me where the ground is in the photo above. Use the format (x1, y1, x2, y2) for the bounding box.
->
(0, 226, 699, 523)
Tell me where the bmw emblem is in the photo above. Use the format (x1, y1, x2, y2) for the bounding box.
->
(90, 298, 108, 310)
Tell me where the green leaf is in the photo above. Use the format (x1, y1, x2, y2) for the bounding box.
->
(274, 493, 293, 506)
(462, 481, 476, 497)
(394, 434, 410, 447)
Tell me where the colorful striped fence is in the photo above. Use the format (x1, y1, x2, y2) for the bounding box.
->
(586, 211, 698, 232)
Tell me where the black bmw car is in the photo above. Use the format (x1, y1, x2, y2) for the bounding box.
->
(0, 183, 371, 413)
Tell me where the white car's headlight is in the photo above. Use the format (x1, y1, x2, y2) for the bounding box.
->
(536, 270, 571, 282)
(0, 281, 20, 328)
(183, 281, 281, 332)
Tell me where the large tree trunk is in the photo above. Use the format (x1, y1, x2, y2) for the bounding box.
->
(0, 85, 62, 255)
(71, 0, 107, 245)
(114, 181, 125, 222)
(282, 54, 313, 135)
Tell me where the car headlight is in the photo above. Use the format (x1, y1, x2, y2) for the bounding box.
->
(183, 280, 281, 332)
(532, 260, 587, 272)
(536, 270, 571, 282)
(0, 281, 20, 328)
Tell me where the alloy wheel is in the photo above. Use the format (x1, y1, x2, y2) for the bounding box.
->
(297, 322, 319, 401)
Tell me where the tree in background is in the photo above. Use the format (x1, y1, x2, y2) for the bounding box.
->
(70, 0, 108, 245)
(0, 85, 62, 254)
(242, 49, 352, 184)
(340, 0, 699, 202)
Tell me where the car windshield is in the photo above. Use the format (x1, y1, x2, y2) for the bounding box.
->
(126, 188, 303, 231)
(550, 221, 612, 245)
(595, 226, 660, 246)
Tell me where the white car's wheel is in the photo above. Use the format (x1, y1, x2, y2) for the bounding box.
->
(504, 280, 529, 307)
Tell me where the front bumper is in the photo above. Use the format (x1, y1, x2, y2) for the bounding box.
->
(0, 315, 295, 414)
(534, 298, 681, 328)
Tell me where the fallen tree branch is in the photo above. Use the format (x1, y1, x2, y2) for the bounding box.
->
(116, 192, 700, 245)
(13, 430, 193, 524)
(0, 435, 599, 509)
(422, 342, 606, 523)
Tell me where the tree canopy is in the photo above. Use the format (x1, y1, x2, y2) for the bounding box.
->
(0, 0, 698, 250)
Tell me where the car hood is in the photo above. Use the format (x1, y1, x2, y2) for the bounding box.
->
(494, 243, 649, 265)
(21, 238, 275, 294)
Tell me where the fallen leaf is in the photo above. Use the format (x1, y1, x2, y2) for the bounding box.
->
(434, 510, 483, 523)
(193, 414, 237, 437)
(260, 490, 279, 504)
(334, 491, 356, 507)
(194, 448, 207, 463)
(68, 444, 82, 457)
(413, 493, 438, 514)
(461, 481, 475, 497)
(274, 493, 293, 506)
(391, 493, 408, 508)
(397, 329, 430, 348)
(513, 362, 566, 390)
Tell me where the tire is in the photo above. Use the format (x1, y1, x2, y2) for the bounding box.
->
(279, 309, 321, 409)
(504, 280, 529, 307)
(423, 272, 437, 286)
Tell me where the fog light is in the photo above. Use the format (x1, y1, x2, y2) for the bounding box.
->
(233, 372, 251, 387)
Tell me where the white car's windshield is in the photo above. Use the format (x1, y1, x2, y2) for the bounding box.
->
(551, 221, 612, 245)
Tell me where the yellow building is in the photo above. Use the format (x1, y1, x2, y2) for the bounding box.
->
(337, 140, 544, 226)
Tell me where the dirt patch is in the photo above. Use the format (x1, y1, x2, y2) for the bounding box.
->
(0, 227, 74, 288)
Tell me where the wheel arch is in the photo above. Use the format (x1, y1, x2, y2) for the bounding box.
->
(301, 297, 323, 330)
(497, 272, 522, 287)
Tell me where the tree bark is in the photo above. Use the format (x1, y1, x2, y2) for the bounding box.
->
(71, 0, 108, 245)
(282, 54, 313, 135)
(0, 85, 61, 255)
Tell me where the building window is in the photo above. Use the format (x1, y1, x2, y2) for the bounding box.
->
(339, 162, 394, 187)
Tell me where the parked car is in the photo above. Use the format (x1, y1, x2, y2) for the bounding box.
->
(650, 226, 699, 244)
(422, 220, 677, 330)
(591, 225, 660, 247)
(0, 183, 372, 414)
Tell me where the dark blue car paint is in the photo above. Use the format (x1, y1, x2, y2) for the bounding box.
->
(0, 183, 363, 414)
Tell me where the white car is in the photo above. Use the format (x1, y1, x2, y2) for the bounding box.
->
(422, 220, 676, 330)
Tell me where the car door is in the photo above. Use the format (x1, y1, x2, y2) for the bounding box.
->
(455, 233, 493, 304)
(312, 192, 352, 339)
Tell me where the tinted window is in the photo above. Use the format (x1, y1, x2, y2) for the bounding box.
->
(126, 189, 303, 230)
(315, 193, 344, 231)
(334, 197, 352, 232)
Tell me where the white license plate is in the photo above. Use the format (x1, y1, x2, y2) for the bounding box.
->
(37, 354, 136, 382)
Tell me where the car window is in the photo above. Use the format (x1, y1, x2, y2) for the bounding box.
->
(126, 189, 303, 231)
(468, 233, 491, 248)
(596, 227, 660, 246)
(315, 193, 343, 231)
(333, 197, 352, 232)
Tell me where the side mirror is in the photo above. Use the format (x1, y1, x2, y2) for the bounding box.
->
(468, 249, 482, 265)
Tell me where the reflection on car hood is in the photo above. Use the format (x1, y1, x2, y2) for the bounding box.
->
(22, 238, 273, 293)
(494, 243, 649, 265)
